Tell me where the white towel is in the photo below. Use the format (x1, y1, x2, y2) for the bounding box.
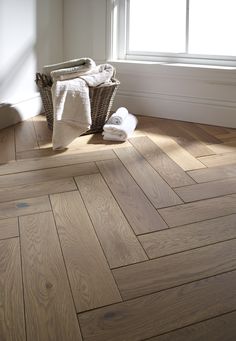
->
(102, 132, 126, 142)
(107, 107, 129, 125)
(103, 113, 138, 141)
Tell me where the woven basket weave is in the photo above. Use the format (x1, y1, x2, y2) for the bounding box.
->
(35, 72, 120, 134)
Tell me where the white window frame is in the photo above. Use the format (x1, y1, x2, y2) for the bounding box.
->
(107, 0, 236, 67)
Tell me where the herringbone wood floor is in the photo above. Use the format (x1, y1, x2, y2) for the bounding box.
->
(1, 114, 236, 341)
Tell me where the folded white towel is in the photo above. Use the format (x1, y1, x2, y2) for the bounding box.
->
(107, 107, 129, 125)
(103, 113, 138, 141)
(102, 132, 126, 142)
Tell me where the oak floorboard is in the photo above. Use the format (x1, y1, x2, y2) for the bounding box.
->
(114, 147, 182, 208)
(75, 174, 147, 268)
(50, 191, 122, 312)
(148, 310, 236, 341)
(0, 238, 25, 341)
(0, 162, 98, 189)
(198, 152, 236, 167)
(79, 271, 236, 341)
(159, 194, 236, 227)
(113, 239, 236, 300)
(196, 122, 230, 137)
(0, 217, 19, 240)
(0, 195, 51, 220)
(32, 115, 52, 149)
(188, 163, 236, 183)
(0, 178, 76, 203)
(0, 126, 15, 164)
(129, 136, 195, 187)
(178, 121, 222, 144)
(139, 214, 236, 258)
(20, 212, 82, 341)
(14, 120, 39, 153)
(97, 159, 167, 234)
(208, 141, 236, 154)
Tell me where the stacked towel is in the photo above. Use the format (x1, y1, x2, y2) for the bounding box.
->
(103, 109, 138, 142)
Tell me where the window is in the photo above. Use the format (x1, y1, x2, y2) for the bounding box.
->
(109, 0, 236, 66)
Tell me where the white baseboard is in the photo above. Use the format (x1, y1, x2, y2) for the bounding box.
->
(0, 93, 43, 130)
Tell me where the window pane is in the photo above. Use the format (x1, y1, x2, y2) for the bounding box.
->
(128, 0, 186, 53)
(189, 0, 236, 56)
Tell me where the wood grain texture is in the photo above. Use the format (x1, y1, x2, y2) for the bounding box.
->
(179, 121, 222, 144)
(97, 159, 167, 234)
(0, 195, 51, 220)
(0, 238, 25, 341)
(199, 152, 236, 167)
(20, 212, 82, 341)
(79, 270, 236, 341)
(129, 136, 195, 187)
(115, 147, 182, 208)
(159, 194, 236, 227)
(149, 310, 236, 341)
(208, 141, 236, 154)
(0, 162, 98, 189)
(196, 123, 230, 137)
(0, 178, 76, 203)
(75, 174, 147, 268)
(139, 214, 236, 258)
(0, 217, 19, 240)
(0, 149, 115, 176)
(188, 163, 236, 183)
(14, 120, 39, 153)
(175, 177, 236, 202)
(50, 191, 121, 312)
(32, 115, 52, 149)
(113, 239, 236, 300)
(0, 126, 15, 164)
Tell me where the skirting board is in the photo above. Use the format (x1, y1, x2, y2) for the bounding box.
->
(0, 93, 43, 130)
(113, 91, 236, 128)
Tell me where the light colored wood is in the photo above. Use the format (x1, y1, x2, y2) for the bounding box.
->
(0, 149, 115, 176)
(139, 214, 236, 258)
(0, 178, 76, 203)
(32, 115, 52, 148)
(113, 239, 236, 300)
(159, 194, 236, 227)
(0, 162, 98, 189)
(19, 212, 82, 341)
(198, 152, 236, 167)
(0, 196, 51, 220)
(196, 123, 229, 137)
(0, 217, 19, 240)
(146, 129, 205, 171)
(79, 270, 236, 341)
(115, 147, 182, 208)
(14, 119, 39, 153)
(75, 174, 147, 268)
(149, 311, 236, 341)
(175, 177, 236, 202)
(188, 163, 236, 183)
(215, 131, 236, 141)
(50, 191, 122, 312)
(0, 238, 25, 340)
(0, 126, 15, 164)
(129, 136, 195, 187)
(97, 159, 167, 234)
(179, 121, 222, 144)
(208, 141, 236, 154)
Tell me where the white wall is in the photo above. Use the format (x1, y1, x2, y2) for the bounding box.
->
(0, 0, 63, 129)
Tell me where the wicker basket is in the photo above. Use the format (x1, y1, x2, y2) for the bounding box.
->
(35, 72, 120, 134)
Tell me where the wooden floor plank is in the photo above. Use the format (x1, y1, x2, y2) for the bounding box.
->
(0, 196, 51, 220)
(0, 162, 98, 189)
(75, 174, 147, 268)
(0, 126, 15, 164)
(188, 163, 236, 183)
(32, 115, 52, 149)
(179, 121, 223, 144)
(129, 136, 195, 187)
(50, 191, 122, 312)
(175, 177, 236, 202)
(198, 152, 236, 167)
(139, 214, 236, 258)
(114, 147, 182, 208)
(113, 239, 236, 300)
(0, 217, 19, 240)
(79, 271, 236, 341)
(196, 122, 230, 137)
(14, 120, 39, 153)
(19, 212, 82, 341)
(148, 310, 236, 341)
(0, 149, 115, 176)
(159, 194, 236, 227)
(0, 178, 76, 203)
(97, 159, 168, 234)
(208, 141, 236, 154)
(0, 238, 25, 340)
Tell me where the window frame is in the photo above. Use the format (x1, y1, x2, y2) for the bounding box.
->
(108, 0, 236, 67)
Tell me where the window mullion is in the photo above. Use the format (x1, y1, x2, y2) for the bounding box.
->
(186, 0, 190, 54)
